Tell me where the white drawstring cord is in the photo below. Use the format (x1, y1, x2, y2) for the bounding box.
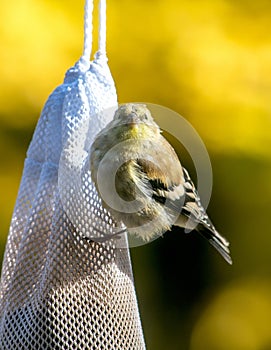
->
(82, 0, 94, 60)
(82, 0, 107, 61)
(98, 0, 107, 56)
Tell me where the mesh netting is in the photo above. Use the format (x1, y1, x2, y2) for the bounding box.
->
(0, 2, 146, 347)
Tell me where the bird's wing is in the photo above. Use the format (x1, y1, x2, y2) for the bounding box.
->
(181, 168, 232, 264)
(197, 225, 232, 264)
(135, 157, 185, 212)
(181, 167, 213, 227)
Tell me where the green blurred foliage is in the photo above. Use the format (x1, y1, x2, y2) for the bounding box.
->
(0, 0, 271, 349)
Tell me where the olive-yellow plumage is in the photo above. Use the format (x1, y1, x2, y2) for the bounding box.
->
(90, 103, 232, 264)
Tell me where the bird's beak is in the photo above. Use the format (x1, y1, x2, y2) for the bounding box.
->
(126, 112, 140, 127)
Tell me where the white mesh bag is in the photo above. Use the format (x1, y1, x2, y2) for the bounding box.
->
(0, 1, 146, 349)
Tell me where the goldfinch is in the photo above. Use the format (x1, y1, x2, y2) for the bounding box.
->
(90, 103, 232, 264)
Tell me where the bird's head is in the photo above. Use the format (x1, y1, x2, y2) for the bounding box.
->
(111, 103, 160, 139)
(114, 104, 155, 125)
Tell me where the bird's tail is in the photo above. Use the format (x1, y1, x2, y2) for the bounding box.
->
(198, 225, 232, 265)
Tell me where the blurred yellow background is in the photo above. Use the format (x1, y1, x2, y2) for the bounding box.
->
(0, 0, 271, 349)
